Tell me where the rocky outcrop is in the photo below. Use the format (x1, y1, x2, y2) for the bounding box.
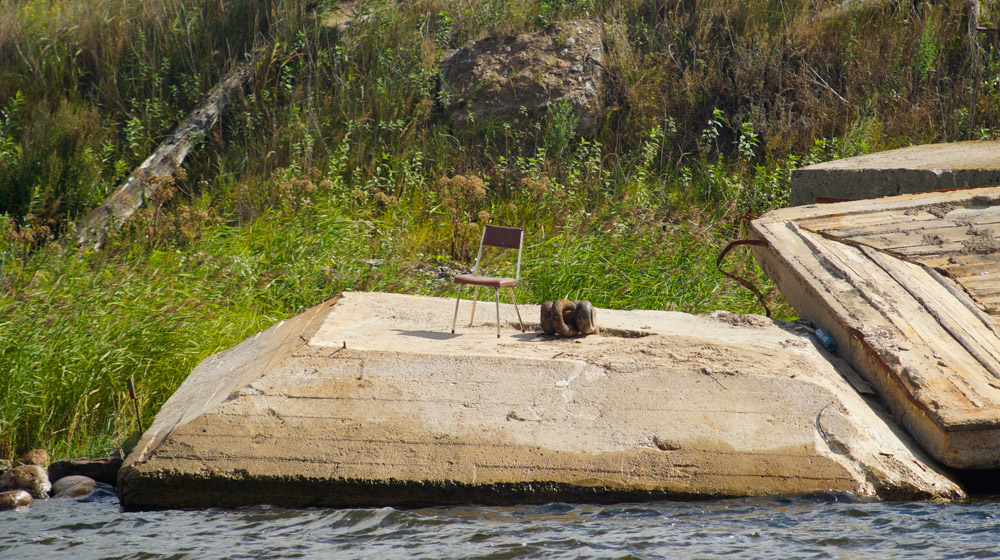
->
(117, 292, 962, 510)
(440, 20, 605, 134)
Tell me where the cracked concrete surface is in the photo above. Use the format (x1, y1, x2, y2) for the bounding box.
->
(117, 292, 962, 509)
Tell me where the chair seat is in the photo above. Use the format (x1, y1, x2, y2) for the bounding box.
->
(454, 274, 517, 288)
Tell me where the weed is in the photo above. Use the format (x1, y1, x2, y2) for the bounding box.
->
(3, 0, 1000, 461)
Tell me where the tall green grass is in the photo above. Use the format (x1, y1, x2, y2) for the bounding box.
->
(3, 0, 1000, 460)
(0, 158, 777, 461)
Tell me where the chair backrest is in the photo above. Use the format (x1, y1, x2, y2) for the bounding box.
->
(482, 225, 523, 249)
(473, 225, 524, 282)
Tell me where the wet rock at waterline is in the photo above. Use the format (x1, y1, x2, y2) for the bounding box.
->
(0, 465, 51, 499)
(0, 489, 34, 509)
(52, 475, 97, 499)
(440, 20, 606, 134)
(49, 457, 122, 487)
(20, 449, 50, 468)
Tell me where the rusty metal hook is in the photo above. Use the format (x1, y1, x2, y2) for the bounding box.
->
(716, 239, 772, 318)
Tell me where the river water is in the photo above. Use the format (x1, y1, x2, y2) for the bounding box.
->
(3, 485, 1000, 559)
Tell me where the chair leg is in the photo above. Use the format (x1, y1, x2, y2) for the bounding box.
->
(508, 287, 525, 332)
(451, 285, 464, 334)
(469, 286, 481, 327)
(495, 288, 501, 338)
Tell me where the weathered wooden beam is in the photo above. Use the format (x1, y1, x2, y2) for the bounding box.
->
(76, 57, 256, 250)
(751, 186, 1000, 469)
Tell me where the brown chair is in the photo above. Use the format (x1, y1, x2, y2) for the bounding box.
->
(451, 225, 526, 338)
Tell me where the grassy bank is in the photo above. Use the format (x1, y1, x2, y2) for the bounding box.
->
(3, 0, 1000, 461)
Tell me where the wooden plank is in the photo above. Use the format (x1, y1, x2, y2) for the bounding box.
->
(860, 245, 1000, 395)
(961, 276, 1000, 292)
(825, 222, 1000, 251)
(796, 228, 993, 410)
(801, 204, 1000, 238)
(923, 264, 1000, 339)
(801, 228, 999, 259)
(751, 186, 1000, 468)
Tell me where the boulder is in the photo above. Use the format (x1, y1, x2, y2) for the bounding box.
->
(0, 489, 33, 509)
(440, 20, 605, 134)
(0, 465, 51, 499)
(49, 457, 121, 487)
(20, 449, 50, 468)
(51, 475, 96, 499)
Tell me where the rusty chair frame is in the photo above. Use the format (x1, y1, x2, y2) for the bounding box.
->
(451, 225, 526, 338)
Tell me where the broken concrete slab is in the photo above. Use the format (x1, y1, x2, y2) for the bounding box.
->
(790, 141, 1000, 206)
(117, 292, 961, 509)
(440, 20, 605, 134)
(751, 186, 1000, 469)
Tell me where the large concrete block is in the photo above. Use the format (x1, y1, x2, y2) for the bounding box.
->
(791, 141, 1000, 206)
(117, 292, 962, 509)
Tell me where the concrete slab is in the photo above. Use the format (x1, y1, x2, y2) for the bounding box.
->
(117, 292, 962, 509)
(790, 141, 1000, 206)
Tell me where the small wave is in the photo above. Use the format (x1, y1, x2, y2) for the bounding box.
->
(5, 494, 1000, 559)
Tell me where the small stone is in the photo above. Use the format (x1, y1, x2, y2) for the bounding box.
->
(48, 457, 122, 486)
(0, 489, 33, 509)
(571, 65, 584, 73)
(51, 475, 96, 499)
(565, 37, 576, 46)
(20, 449, 50, 468)
(0, 465, 51, 499)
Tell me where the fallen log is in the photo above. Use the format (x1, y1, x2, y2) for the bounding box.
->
(76, 56, 256, 250)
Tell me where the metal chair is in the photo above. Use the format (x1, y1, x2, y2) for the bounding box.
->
(451, 225, 526, 338)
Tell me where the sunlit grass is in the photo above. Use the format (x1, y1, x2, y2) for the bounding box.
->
(0, 0, 995, 461)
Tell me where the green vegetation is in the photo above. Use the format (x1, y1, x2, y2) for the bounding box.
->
(3, 0, 1000, 461)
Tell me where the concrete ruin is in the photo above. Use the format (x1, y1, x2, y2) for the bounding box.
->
(790, 141, 1000, 206)
(117, 292, 962, 510)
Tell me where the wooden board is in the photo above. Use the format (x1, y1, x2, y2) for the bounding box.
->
(751, 186, 1000, 469)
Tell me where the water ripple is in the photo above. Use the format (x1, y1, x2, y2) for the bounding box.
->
(7, 493, 1000, 559)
